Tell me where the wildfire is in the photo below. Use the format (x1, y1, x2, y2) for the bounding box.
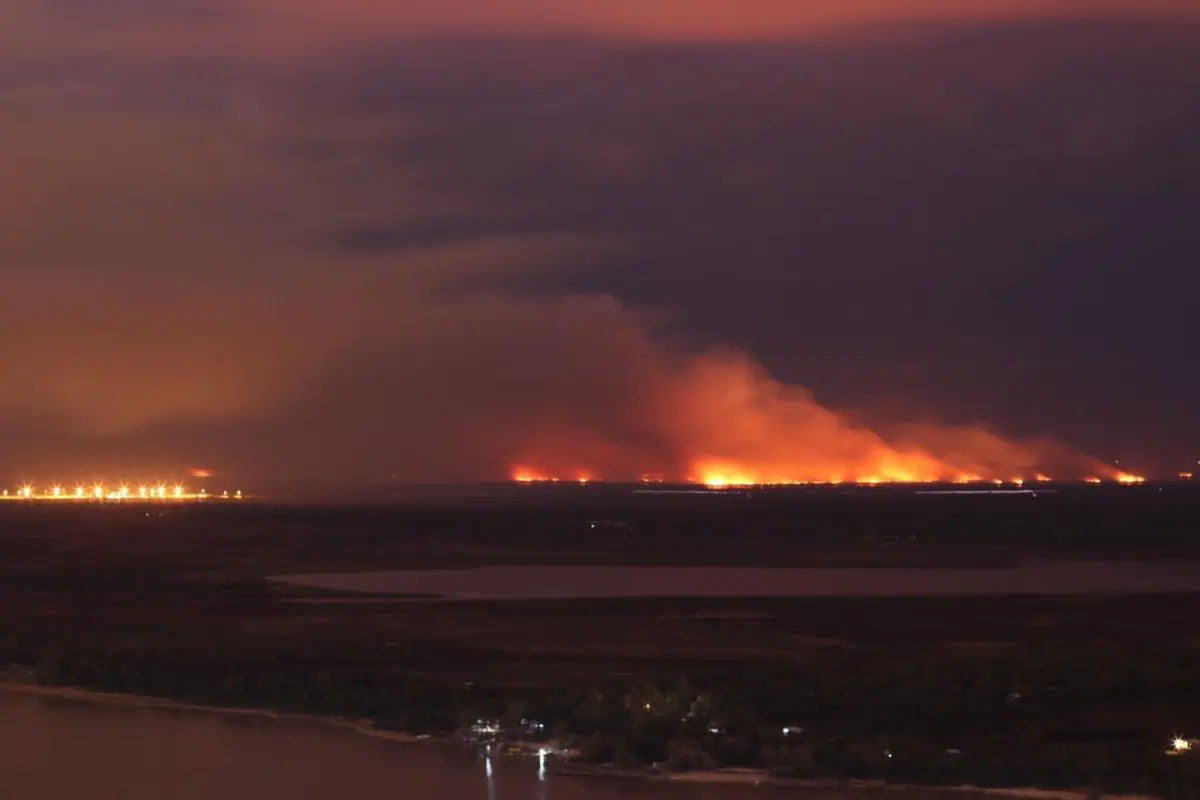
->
(503, 349, 1145, 491)
(686, 454, 957, 489)
(508, 464, 1150, 488)
(691, 463, 761, 488)
(511, 466, 604, 485)
(511, 467, 568, 484)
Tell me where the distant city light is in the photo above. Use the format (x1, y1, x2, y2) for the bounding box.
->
(1, 480, 249, 503)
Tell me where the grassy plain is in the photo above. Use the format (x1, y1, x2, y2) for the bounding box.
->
(1, 484, 1198, 794)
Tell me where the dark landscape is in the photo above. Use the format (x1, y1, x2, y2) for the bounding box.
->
(2, 484, 1199, 797)
(7, 1, 1200, 797)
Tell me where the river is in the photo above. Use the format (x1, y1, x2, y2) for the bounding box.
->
(271, 562, 1199, 601)
(0, 693, 1006, 800)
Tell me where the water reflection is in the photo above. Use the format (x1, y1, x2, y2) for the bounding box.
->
(275, 561, 1199, 601)
(0, 693, 994, 800)
(537, 749, 548, 800)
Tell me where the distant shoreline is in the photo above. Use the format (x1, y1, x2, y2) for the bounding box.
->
(0, 681, 433, 747)
(271, 561, 1200, 602)
(0, 681, 1157, 800)
(664, 770, 1155, 800)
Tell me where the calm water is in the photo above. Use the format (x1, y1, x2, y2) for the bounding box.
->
(272, 562, 1198, 600)
(0, 694, 981, 800)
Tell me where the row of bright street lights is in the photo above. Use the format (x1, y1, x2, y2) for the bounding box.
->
(2, 484, 242, 501)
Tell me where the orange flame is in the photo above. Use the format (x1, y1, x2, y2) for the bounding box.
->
(511, 466, 550, 483)
(505, 350, 1118, 487)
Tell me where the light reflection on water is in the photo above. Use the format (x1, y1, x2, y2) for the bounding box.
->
(0, 694, 996, 800)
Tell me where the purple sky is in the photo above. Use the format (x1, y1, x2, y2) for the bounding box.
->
(2, 1, 1199, 485)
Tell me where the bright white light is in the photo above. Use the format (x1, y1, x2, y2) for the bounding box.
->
(1174, 737, 1191, 752)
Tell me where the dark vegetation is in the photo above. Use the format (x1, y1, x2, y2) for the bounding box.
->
(1, 484, 1199, 797)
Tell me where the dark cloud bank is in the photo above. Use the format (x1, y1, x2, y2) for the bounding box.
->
(2, 18, 1198, 486)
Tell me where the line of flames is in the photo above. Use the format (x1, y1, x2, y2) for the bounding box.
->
(511, 468, 1148, 488)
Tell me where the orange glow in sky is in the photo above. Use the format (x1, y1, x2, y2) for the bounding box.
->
(510, 463, 1146, 487)
(511, 466, 552, 483)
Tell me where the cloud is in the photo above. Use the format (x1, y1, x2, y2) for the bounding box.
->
(2, 3, 1198, 482)
(9, 0, 1199, 67)
(270, 0, 1200, 42)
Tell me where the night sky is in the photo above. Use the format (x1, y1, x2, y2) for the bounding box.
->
(3, 1, 1199, 485)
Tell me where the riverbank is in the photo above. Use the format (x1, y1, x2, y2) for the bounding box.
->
(573, 766, 1157, 800)
(680, 772, 1156, 800)
(0, 680, 434, 747)
(0, 680, 1162, 800)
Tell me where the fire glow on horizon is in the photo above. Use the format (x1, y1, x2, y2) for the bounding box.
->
(510, 466, 1148, 488)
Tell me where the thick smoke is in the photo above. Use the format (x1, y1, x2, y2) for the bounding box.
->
(8, 2, 1189, 484)
(0, 270, 1109, 484)
(505, 335, 1111, 484)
